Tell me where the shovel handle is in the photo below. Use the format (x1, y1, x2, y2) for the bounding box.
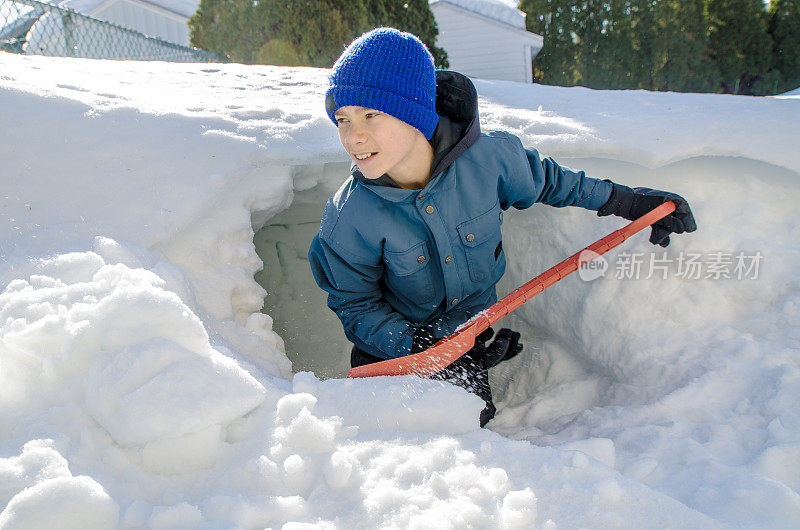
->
(347, 201, 676, 378)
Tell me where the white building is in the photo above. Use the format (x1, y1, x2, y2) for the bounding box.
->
(429, 0, 543, 83)
(58, 0, 196, 46)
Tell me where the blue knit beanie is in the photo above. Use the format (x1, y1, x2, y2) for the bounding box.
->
(326, 27, 439, 140)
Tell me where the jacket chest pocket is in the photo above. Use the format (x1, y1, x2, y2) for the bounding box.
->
(382, 240, 436, 304)
(457, 201, 504, 283)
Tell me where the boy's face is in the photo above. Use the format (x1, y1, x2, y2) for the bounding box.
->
(334, 106, 427, 183)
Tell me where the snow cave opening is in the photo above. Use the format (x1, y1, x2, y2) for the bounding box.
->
(252, 155, 796, 433)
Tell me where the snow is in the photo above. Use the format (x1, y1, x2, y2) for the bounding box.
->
(1, 50, 799, 528)
(777, 86, 800, 97)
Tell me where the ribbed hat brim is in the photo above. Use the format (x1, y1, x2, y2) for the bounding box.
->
(326, 85, 439, 140)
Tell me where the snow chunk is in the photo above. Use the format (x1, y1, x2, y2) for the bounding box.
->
(0, 475, 119, 530)
(499, 488, 538, 529)
(91, 236, 151, 269)
(0, 440, 71, 510)
(86, 337, 264, 447)
(273, 396, 337, 454)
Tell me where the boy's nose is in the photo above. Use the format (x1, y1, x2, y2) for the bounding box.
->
(346, 124, 368, 145)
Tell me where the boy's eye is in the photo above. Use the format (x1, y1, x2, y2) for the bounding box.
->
(365, 112, 380, 119)
(335, 117, 348, 123)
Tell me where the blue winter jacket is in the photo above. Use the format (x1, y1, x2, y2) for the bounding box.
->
(309, 72, 612, 360)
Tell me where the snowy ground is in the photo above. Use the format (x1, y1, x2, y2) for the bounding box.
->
(1, 52, 799, 528)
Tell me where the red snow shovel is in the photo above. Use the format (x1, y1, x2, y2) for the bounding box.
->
(347, 201, 677, 379)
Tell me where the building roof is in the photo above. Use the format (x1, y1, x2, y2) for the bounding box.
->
(60, 0, 198, 19)
(429, 0, 525, 29)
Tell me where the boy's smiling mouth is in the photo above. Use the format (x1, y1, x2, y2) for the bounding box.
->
(354, 152, 377, 161)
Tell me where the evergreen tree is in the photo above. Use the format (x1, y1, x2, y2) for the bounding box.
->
(254, 1, 370, 67)
(364, 0, 448, 68)
(705, 0, 772, 94)
(519, 0, 724, 93)
(628, 0, 657, 88)
(572, 0, 611, 88)
(768, 0, 800, 93)
(189, 0, 447, 68)
(521, 0, 582, 85)
(649, 0, 718, 92)
(188, 0, 264, 63)
(574, 0, 641, 89)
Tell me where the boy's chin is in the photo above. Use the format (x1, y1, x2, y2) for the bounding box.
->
(359, 170, 385, 180)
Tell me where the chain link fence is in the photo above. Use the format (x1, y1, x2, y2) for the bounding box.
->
(0, 0, 224, 62)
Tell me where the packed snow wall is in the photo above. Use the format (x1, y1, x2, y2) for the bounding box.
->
(3, 53, 800, 527)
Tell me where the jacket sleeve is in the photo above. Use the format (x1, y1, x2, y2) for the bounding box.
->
(495, 132, 612, 211)
(308, 218, 415, 360)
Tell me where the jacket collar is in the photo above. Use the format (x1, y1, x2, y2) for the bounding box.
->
(351, 71, 481, 201)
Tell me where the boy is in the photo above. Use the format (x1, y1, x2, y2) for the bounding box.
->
(308, 28, 696, 427)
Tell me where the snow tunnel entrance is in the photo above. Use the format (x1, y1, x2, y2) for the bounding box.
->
(253, 162, 353, 379)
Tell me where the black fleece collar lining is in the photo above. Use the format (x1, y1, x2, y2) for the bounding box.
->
(351, 71, 481, 189)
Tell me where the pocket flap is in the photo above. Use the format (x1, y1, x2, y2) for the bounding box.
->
(382, 241, 429, 276)
(457, 202, 501, 247)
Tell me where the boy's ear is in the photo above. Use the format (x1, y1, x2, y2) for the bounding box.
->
(326, 93, 337, 115)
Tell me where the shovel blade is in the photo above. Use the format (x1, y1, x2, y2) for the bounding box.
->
(346, 322, 481, 378)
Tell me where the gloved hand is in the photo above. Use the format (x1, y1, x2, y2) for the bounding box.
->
(460, 327, 522, 370)
(597, 181, 697, 247)
(430, 327, 522, 429)
(411, 324, 495, 354)
(411, 326, 522, 370)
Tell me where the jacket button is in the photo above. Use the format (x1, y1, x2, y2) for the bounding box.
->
(445, 256, 452, 264)
(466, 233, 475, 242)
(425, 205, 434, 214)
(417, 255, 425, 264)
(451, 298, 459, 306)
(418, 192, 426, 200)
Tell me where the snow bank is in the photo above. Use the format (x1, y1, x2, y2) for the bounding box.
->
(2, 51, 800, 527)
(490, 155, 800, 527)
(0, 245, 268, 478)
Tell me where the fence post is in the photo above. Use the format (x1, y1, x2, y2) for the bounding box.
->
(61, 10, 75, 57)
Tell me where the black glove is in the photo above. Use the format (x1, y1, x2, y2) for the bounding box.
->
(412, 324, 495, 353)
(463, 328, 523, 370)
(429, 327, 522, 429)
(413, 325, 521, 369)
(597, 181, 697, 247)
